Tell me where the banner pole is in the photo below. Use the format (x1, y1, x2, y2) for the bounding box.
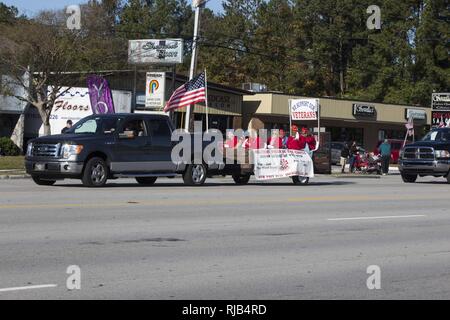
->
(289, 100, 292, 135)
(204, 69, 209, 132)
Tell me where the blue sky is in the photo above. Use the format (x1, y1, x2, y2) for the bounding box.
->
(2, 0, 223, 17)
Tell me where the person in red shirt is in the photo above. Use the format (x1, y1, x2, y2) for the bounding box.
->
(287, 125, 302, 150)
(267, 130, 283, 149)
(242, 130, 264, 149)
(224, 131, 238, 149)
(301, 127, 317, 151)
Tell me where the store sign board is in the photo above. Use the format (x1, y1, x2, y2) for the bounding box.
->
(432, 111, 450, 127)
(145, 72, 166, 110)
(432, 93, 450, 111)
(128, 39, 183, 65)
(353, 103, 376, 117)
(405, 108, 427, 121)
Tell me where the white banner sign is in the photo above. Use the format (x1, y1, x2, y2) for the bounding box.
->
(145, 72, 166, 110)
(128, 39, 184, 65)
(290, 99, 318, 121)
(253, 149, 314, 181)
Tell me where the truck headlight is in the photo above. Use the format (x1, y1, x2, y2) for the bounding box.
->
(61, 144, 84, 159)
(435, 150, 450, 158)
(26, 142, 33, 157)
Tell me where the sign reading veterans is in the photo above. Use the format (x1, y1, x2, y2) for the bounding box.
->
(253, 149, 314, 181)
(128, 39, 184, 65)
(145, 72, 166, 110)
(432, 93, 450, 111)
(290, 99, 318, 120)
(353, 103, 376, 117)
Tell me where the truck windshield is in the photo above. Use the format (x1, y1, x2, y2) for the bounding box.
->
(421, 130, 450, 142)
(67, 117, 118, 135)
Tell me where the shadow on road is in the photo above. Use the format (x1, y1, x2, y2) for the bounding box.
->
(52, 180, 356, 188)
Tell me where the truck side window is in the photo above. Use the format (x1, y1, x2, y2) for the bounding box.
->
(120, 119, 147, 138)
(148, 120, 172, 146)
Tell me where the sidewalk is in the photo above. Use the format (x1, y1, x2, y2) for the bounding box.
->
(331, 164, 399, 177)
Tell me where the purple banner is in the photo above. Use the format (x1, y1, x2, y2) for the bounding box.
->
(87, 75, 115, 114)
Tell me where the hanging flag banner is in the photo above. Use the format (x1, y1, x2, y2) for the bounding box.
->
(145, 72, 166, 110)
(253, 149, 314, 181)
(87, 75, 115, 114)
(290, 99, 319, 121)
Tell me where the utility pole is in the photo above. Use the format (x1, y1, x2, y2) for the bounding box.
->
(184, 0, 205, 132)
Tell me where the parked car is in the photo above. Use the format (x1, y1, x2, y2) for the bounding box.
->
(25, 114, 223, 187)
(399, 128, 450, 183)
(374, 139, 409, 163)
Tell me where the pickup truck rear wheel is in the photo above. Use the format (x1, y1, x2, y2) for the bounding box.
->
(82, 157, 108, 187)
(183, 164, 207, 186)
(401, 173, 417, 183)
(135, 177, 157, 185)
(446, 173, 450, 184)
(32, 176, 56, 186)
(232, 174, 251, 185)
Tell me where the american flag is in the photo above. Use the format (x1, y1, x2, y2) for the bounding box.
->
(164, 72, 206, 112)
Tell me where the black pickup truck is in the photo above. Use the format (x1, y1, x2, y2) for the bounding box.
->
(25, 114, 223, 187)
(399, 128, 450, 183)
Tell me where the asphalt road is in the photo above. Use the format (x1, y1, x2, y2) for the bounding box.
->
(0, 174, 450, 300)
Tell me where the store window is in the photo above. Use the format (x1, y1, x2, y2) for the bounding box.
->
(328, 127, 364, 146)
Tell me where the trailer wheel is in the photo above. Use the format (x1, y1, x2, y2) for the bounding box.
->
(232, 174, 251, 185)
(292, 176, 309, 185)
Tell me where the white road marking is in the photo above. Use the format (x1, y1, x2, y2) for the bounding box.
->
(0, 284, 57, 293)
(327, 215, 426, 221)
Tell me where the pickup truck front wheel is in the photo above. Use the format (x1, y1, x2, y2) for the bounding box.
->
(82, 157, 108, 187)
(401, 173, 417, 183)
(32, 176, 56, 186)
(183, 164, 207, 186)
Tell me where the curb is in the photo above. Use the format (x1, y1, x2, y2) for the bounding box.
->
(0, 174, 30, 180)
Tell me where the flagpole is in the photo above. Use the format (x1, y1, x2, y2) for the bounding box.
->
(204, 69, 209, 132)
(185, 1, 202, 132)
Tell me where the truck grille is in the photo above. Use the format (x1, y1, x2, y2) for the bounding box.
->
(32, 143, 61, 158)
(403, 147, 434, 160)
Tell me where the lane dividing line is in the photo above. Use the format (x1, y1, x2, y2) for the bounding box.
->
(327, 215, 426, 221)
(0, 284, 57, 293)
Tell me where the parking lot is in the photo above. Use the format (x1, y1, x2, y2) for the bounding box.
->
(1, 175, 450, 299)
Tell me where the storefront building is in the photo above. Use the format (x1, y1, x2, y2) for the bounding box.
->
(243, 93, 431, 151)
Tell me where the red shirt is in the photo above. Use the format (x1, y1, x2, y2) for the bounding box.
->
(287, 135, 316, 150)
(267, 137, 283, 149)
(244, 137, 264, 149)
(305, 135, 316, 150)
(224, 136, 238, 148)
